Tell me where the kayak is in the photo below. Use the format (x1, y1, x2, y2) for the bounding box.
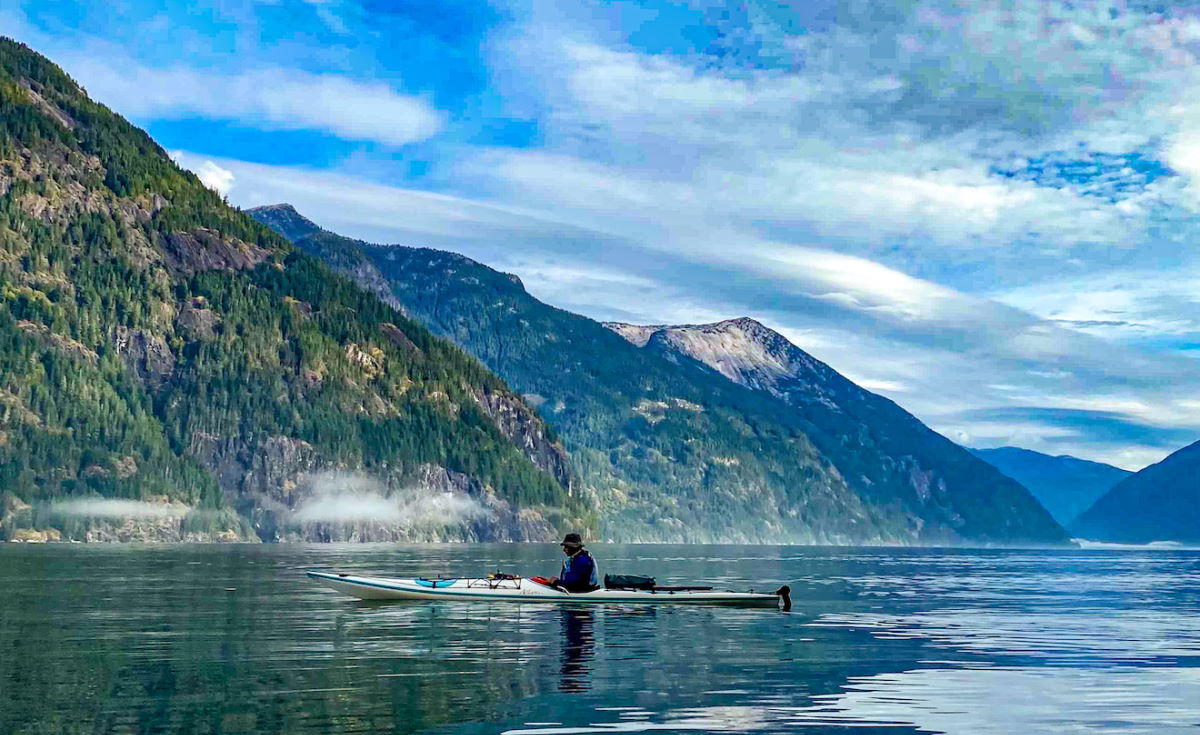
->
(307, 571, 789, 608)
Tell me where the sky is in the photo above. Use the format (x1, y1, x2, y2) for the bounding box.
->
(7, 0, 1200, 469)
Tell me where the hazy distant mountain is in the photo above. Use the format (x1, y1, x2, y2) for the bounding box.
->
(1071, 440, 1200, 543)
(0, 39, 581, 543)
(969, 447, 1131, 525)
(251, 205, 1071, 546)
(607, 319, 1069, 546)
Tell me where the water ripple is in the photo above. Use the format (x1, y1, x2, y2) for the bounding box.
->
(3, 544, 1199, 735)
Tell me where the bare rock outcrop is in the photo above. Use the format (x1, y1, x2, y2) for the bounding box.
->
(470, 385, 575, 493)
(163, 228, 270, 274)
(112, 326, 176, 384)
(176, 299, 221, 339)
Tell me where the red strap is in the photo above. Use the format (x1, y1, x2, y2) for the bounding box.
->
(530, 576, 554, 586)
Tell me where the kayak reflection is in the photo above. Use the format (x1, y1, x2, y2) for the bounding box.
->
(560, 608, 595, 692)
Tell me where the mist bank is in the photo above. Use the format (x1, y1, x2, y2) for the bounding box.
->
(1, 466, 560, 543)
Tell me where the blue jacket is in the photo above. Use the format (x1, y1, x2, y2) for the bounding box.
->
(559, 550, 599, 592)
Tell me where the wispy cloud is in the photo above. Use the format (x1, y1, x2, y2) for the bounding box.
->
(75, 63, 442, 146)
(1, 8, 442, 146)
(290, 472, 488, 527)
(50, 498, 189, 519)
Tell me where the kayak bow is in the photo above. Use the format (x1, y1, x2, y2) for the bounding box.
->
(307, 571, 788, 608)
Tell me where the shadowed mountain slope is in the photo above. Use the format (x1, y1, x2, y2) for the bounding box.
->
(1072, 440, 1200, 543)
(970, 446, 1131, 526)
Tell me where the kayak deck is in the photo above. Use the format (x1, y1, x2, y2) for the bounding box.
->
(307, 571, 784, 607)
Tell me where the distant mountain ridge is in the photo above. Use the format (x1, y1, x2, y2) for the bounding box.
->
(969, 446, 1131, 526)
(605, 319, 1069, 545)
(1071, 440, 1200, 543)
(251, 204, 1071, 546)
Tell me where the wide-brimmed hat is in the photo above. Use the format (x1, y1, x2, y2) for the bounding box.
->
(560, 532, 584, 548)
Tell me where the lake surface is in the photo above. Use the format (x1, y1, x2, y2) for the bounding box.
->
(2, 544, 1199, 734)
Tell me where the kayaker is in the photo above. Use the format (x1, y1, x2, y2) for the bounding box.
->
(550, 533, 599, 593)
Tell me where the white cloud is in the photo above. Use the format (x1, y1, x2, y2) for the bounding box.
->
(454, 43, 1148, 301)
(182, 157, 236, 195)
(1, 7, 442, 146)
(854, 378, 909, 393)
(995, 270, 1200, 341)
(290, 472, 488, 527)
(67, 62, 442, 146)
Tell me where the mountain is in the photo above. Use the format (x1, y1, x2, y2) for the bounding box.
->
(969, 446, 1131, 525)
(249, 209, 889, 543)
(250, 205, 1071, 546)
(245, 202, 322, 243)
(0, 39, 584, 543)
(1071, 440, 1200, 543)
(605, 318, 1069, 545)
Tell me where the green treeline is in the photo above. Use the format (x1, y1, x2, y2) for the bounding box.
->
(0, 38, 577, 540)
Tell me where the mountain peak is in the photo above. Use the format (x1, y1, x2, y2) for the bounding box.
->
(1070, 439, 1200, 543)
(702, 317, 787, 344)
(603, 316, 778, 347)
(715, 316, 767, 331)
(245, 203, 322, 243)
(604, 317, 818, 389)
(248, 202, 297, 213)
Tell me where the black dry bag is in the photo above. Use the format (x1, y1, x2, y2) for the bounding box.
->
(604, 574, 656, 590)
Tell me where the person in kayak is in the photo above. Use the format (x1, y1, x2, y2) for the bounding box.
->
(550, 533, 599, 593)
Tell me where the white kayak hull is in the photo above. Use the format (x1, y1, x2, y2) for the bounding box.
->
(307, 571, 783, 607)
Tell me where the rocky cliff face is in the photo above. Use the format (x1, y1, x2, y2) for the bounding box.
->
(187, 430, 555, 542)
(608, 318, 843, 403)
(606, 318, 1071, 546)
(468, 385, 576, 495)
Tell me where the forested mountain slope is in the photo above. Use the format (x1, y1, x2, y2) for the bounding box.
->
(251, 205, 1071, 546)
(0, 39, 582, 542)
(606, 319, 1069, 546)
(970, 446, 1131, 525)
(1071, 440, 1200, 543)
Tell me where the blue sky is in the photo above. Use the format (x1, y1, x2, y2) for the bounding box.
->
(7, 0, 1200, 469)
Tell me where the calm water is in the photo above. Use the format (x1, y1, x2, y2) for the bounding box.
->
(2, 544, 1199, 735)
